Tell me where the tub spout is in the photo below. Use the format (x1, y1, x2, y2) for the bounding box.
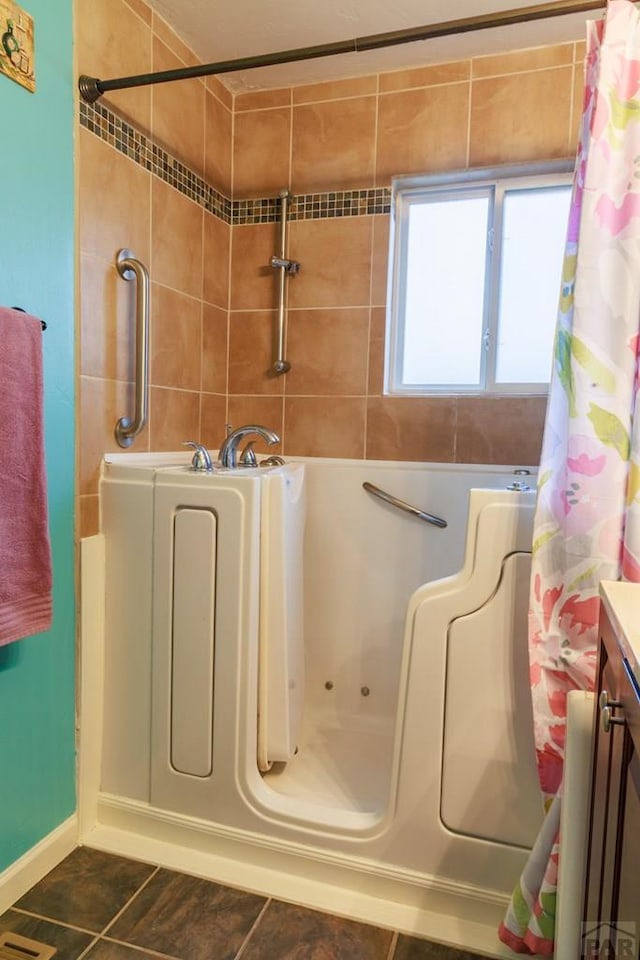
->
(219, 424, 280, 469)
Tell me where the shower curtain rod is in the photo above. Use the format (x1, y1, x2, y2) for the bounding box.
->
(78, 0, 605, 104)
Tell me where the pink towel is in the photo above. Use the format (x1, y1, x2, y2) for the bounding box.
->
(0, 306, 52, 646)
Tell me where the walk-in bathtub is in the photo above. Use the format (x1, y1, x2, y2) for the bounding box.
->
(79, 454, 542, 956)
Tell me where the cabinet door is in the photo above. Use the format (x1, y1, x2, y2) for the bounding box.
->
(584, 628, 620, 926)
(616, 747, 640, 958)
(615, 664, 640, 958)
(583, 603, 640, 959)
(599, 671, 628, 925)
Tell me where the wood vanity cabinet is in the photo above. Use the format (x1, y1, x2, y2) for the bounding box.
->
(582, 584, 640, 959)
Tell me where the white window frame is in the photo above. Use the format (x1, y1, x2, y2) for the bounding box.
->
(385, 161, 574, 396)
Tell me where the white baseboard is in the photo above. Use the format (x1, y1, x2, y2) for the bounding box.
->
(86, 796, 514, 958)
(0, 816, 78, 914)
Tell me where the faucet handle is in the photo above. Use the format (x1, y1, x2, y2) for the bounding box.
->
(239, 441, 258, 467)
(183, 440, 213, 473)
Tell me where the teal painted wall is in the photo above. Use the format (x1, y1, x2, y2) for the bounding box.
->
(0, 0, 76, 869)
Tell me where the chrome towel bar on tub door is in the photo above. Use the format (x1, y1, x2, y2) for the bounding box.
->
(114, 248, 150, 448)
(363, 481, 447, 528)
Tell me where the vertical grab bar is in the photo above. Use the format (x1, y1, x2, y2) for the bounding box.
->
(270, 189, 299, 375)
(114, 248, 150, 448)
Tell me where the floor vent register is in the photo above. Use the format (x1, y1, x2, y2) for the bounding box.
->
(0, 933, 56, 960)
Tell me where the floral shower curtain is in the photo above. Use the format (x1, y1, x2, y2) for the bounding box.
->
(499, 1, 640, 954)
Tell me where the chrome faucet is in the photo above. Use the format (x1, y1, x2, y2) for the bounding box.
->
(218, 424, 280, 469)
(183, 440, 213, 472)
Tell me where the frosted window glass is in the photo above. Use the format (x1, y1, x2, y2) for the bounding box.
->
(496, 186, 572, 383)
(402, 196, 489, 386)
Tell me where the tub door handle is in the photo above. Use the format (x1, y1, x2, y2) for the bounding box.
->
(363, 482, 447, 528)
(115, 248, 150, 448)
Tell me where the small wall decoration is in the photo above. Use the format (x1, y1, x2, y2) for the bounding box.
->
(0, 1, 34, 92)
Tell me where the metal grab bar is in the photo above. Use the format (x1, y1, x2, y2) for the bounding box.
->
(270, 189, 299, 375)
(363, 482, 447, 528)
(114, 248, 150, 448)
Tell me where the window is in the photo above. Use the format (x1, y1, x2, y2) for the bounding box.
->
(385, 163, 573, 395)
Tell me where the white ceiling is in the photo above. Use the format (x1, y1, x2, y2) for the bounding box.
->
(144, 0, 598, 92)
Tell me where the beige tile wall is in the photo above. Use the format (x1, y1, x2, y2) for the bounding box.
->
(228, 42, 582, 472)
(77, 0, 232, 535)
(77, 0, 584, 536)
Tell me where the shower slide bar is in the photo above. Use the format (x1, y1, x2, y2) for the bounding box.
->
(363, 481, 447, 528)
(114, 249, 150, 448)
(78, 0, 604, 103)
(270, 189, 299, 376)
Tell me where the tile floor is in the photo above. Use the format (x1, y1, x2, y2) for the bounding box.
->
(1, 847, 487, 960)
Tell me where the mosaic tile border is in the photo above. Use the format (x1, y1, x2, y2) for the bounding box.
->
(79, 99, 391, 224)
(79, 99, 232, 222)
(288, 188, 390, 221)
